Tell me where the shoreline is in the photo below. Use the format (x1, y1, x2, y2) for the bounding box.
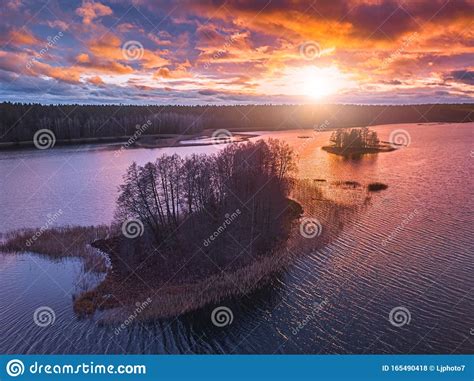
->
(74, 198, 304, 319)
(0, 179, 372, 323)
(73, 177, 368, 321)
(0, 131, 259, 151)
(0, 121, 465, 151)
(322, 143, 397, 156)
(81, 240, 296, 320)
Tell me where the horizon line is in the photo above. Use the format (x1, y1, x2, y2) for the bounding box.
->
(2, 101, 474, 107)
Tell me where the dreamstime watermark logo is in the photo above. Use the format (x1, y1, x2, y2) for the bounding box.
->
(381, 32, 419, 69)
(291, 299, 328, 335)
(121, 218, 144, 238)
(313, 119, 331, 133)
(389, 129, 411, 149)
(388, 306, 411, 327)
(33, 129, 56, 150)
(26, 209, 63, 247)
(33, 306, 56, 327)
(299, 217, 322, 238)
(122, 40, 144, 61)
(114, 298, 152, 335)
(470, 328, 474, 336)
(211, 306, 234, 327)
(203, 209, 241, 247)
(26, 31, 64, 70)
(114, 120, 152, 157)
(211, 129, 233, 146)
(203, 35, 238, 70)
(6, 359, 25, 377)
(299, 41, 321, 60)
(5, 360, 146, 376)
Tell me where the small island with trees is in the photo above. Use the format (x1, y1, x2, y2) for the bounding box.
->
(0, 135, 388, 321)
(72, 138, 306, 318)
(322, 127, 396, 156)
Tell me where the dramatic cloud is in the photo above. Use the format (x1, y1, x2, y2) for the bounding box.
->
(0, 0, 472, 104)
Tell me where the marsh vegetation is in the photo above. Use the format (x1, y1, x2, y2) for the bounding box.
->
(74, 138, 305, 317)
(368, 182, 389, 192)
(0, 226, 110, 273)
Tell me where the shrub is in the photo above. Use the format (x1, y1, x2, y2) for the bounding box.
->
(368, 182, 388, 191)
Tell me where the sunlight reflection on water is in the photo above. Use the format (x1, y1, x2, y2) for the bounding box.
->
(0, 123, 473, 354)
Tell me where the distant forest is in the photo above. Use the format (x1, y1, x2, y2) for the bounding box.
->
(0, 102, 472, 144)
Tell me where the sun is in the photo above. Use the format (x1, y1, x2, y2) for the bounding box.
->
(258, 65, 354, 101)
(295, 66, 349, 99)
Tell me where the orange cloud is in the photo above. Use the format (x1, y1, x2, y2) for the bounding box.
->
(153, 65, 191, 80)
(86, 75, 104, 85)
(46, 66, 82, 83)
(8, 28, 41, 46)
(141, 50, 170, 69)
(76, 53, 90, 63)
(88, 34, 123, 60)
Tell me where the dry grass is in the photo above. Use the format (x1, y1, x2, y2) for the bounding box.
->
(0, 225, 110, 273)
(76, 180, 365, 320)
(73, 198, 302, 319)
(1, 179, 366, 321)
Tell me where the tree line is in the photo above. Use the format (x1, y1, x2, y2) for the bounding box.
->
(0, 102, 472, 144)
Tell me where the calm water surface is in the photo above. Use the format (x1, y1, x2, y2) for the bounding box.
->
(0, 123, 473, 354)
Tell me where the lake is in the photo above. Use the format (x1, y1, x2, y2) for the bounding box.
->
(0, 122, 473, 354)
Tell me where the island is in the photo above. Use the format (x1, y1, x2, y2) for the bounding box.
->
(322, 127, 396, 156)
(0, 136, 380, 322)
(72, 138, 306, 319)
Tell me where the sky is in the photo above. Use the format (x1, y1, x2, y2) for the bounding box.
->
(0, 0, 473, 105)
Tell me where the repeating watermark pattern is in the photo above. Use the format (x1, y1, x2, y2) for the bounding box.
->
(314, 119, 331, 133)
(114, 120, 152, 157)
(26, 31, 64, 70)
(211, 306, 234, 327)
(203, 35, 237, 70)
(121, 40, 144, 61)
(211, 129, 233, 146)
(121, 218, 144, 238)
(299, 41, 321, 60)
(299, 217, 322, 238)
(33, 306, 56, 327)
(389, 306, 411, 327)
(381, 32, 419, 69)
(33, 129, 56, 150)
(25, 209, 63, 247)
(381, 208, 419, 247)
(6, 359, 25, 377)
(203, 209, 241, 247)
(389, 129, 411, 149)
(291, 298, 328, 335)
(114, 298, 152, 335)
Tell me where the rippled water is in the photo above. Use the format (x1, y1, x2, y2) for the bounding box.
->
(0, 123, 473, 354)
